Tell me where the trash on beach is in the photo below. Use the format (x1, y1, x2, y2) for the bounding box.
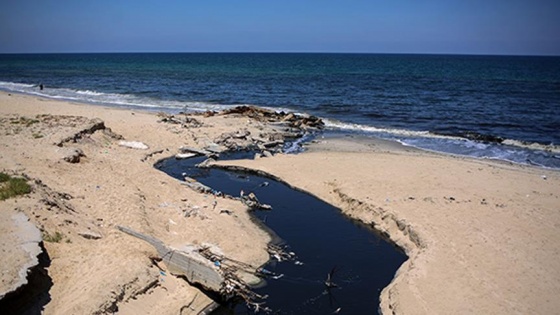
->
(157, 113, 203, 128)
(118, 140, 149, 150)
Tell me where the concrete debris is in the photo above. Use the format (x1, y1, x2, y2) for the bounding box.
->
(182, 176, 213, 194)
(118, 141, 149, 150)
(157, 113, 203, 128)
(178, 146, 213, 157)
(217, 106, 324, 130)
(117, 226, 223, 292)
(118, 226, 268, 310)
(61, 147, 86, 163)
(175, 153, 197, 160)
(196, 158, 217, 168)
(0, 211, 43, 299)
(241, 192, 272, 211)
(204, 143, 226, 154)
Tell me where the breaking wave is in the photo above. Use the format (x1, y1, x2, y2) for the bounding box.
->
(0, 81, 231, 113)
(324, 118, 560, 169)
(1, 80, 558, 169)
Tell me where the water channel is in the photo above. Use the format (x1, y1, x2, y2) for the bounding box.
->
(156, 153, 407, 314)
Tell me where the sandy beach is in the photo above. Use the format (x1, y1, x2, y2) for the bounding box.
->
(0, 92, 274, 314)
(217, 136, 560, 314)
(1, 91, 560, 314)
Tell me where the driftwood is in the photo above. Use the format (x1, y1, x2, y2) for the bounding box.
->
(117, 226, 223, 292)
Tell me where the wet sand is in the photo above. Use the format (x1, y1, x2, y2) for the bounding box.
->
(1, 91, 560, 314)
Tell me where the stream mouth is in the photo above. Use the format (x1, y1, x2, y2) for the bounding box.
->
(156, 153, 407, 314)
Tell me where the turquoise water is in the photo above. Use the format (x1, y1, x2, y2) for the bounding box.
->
(1, 53, 559, 168)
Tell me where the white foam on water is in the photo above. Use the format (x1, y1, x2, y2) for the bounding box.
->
(502, 139, 560, 154)
(324, 118, 453, 139)
(2, 80, 558, 169)
(0, 80, 232, 113)
(0, 81, 36, 89)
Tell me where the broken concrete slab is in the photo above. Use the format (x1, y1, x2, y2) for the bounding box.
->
(204, 144, 226, 154)
(117, 226, 223, 292)
(182, 177, 213, 194)
(178, 146, 212, 156)
(0, 211, 43, 299)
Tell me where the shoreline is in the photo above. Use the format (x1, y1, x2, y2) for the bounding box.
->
(1, 91, 559, 314)
(3, 87, 560, 170)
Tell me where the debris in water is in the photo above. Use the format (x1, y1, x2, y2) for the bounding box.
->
(267, 244, 297, 262)
(241, 191, 272, 210)
(256, 267, 284, 280)
(325, 266, 339, 289)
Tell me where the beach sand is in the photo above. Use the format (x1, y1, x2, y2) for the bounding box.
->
(0, 92, 272, 314)
(1, 91, 559, 314)
(217, 136, 560, 314)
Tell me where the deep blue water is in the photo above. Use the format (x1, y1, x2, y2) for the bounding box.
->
(1, 53, 559, 168)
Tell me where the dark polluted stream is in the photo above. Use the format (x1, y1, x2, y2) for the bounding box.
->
(156, 153, 407, 314)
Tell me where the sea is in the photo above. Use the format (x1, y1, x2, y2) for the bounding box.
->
(1, 53, 559, 169)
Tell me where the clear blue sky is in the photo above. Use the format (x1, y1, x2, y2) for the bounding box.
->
(1, 0, 559, 55)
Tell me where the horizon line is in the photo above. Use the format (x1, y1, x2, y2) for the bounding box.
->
(1, 51, 559, 57)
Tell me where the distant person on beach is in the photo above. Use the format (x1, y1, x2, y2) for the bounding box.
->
(39, 84, 44, 90)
